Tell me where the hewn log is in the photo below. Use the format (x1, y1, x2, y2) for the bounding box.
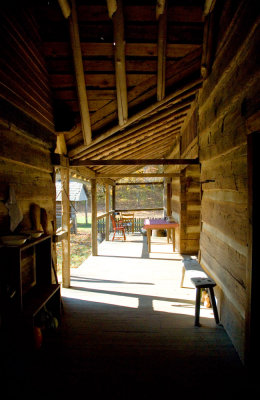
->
(0, 128, 53, 173)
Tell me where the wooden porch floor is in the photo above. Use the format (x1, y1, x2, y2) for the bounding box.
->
(2, 234, 255, 399)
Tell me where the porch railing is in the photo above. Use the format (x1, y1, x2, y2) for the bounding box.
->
(97, 208, 163, 235)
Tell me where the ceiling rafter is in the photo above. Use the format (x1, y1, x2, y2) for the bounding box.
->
(91, 129, 180, 170)
(157, 0, 167, 101)
(78, 116, 184, 161)
(34, 1, 205, 178)
(108, 0, 128, 126)
(68, 0, 92, 145)
(68, 78, 201, 159)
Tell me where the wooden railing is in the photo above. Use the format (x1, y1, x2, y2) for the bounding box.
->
(97, 208, 163, 235)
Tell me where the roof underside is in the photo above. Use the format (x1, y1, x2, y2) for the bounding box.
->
(33, 0, 205, 179)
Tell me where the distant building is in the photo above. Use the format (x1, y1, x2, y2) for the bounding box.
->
(56, 181, 88, 233)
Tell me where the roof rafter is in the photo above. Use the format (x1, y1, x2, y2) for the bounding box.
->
(69, 0, 92, 145)
(109, 0, 128, 126)
(157, 0, 167, 101)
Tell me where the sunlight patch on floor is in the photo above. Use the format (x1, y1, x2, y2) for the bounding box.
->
(62, 287, 139, 308)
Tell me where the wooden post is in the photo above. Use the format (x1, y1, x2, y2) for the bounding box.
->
(112, 185, 116, 211)
(105, 184, 110, 241)
(112, 0, 128, 125)
(91, 179, 98, 256)
(166, 178, 172, 216)
(60, 167, 70, 288)
(163, 178, 168, 217)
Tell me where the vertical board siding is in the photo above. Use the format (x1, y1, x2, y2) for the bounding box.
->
(198, 0, 259, 360)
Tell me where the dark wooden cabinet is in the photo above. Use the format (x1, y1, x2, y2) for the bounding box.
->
(0, 235, 60, 343)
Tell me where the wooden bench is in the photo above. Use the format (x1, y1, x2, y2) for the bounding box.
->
(181, 258, 220, 327)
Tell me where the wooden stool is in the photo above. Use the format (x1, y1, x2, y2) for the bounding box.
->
(190, 277, 220, 327)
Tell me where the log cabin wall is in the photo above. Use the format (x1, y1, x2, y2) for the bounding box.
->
(179, 165, 200, 254)
(168, 165, 201, 255)
(166, 104, 200, 255)
(0, 4, 54, 132)
(0, 5, 56, 240)
(198, 0, 259, 361)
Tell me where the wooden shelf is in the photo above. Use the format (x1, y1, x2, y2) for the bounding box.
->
(0, 235, 61, 339)
(22, 284, 60, 318)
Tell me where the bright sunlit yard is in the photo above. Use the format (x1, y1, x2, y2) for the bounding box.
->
(56, 213, 92, 279)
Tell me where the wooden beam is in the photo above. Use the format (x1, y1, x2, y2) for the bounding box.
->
(55, 134, 67, 155)
(60, 167, 70, 288)
(69, 0, 92, 145)
(116, 181, 163, 186)
(201, 1, 217, 78)
(106, 0, 117, 18)
(52, 153, 97, 179)
(57, 0, 71, 18)
(156, 0, 166, 19)
(112, 186, 116, 210)
(91, 179, 98, 256)
(71, 158, 199, 166)
(105, 184, 110, 241)
(96, 177, 116, 186)
(80, 118, 183, 161)
(68, 79, 201, 158)
(70, 104, 187, 161)
(97, 173, 179, 178)
(203, 0, 216, 17)
(111, 0, 128, 125)
(70, 166, 96, 180)
(157, 3, 167, 101)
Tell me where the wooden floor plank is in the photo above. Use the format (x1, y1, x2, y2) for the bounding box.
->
(1, 235, 255, 399)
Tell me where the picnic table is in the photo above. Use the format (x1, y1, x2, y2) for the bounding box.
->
(143, 218, 179, 253)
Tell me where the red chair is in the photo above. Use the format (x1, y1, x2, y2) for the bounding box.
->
(110, 214, 126, 241)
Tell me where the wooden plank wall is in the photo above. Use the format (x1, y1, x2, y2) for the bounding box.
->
(0, 123, 55, 237)
(0, 5, 55, 132)
(180, 165, 200, 254)
(165, 128, 200, 254)
(170, 166, 200, 255)
(198, 0, 260, 361)
(0, 6, 56, 242)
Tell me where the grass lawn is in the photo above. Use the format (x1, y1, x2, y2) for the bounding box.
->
(56, 213, 92, 277)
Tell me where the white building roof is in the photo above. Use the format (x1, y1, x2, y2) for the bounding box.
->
(56, 181, 88, 202)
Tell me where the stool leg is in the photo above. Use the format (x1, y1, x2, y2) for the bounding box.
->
(208, 287, 220, 324)
(194, 287, 201, 327)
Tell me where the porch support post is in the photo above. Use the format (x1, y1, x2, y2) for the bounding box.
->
(91, 178, 98, 256)
(60, 167, 70, 288)
(105, 184, 110, 241)
(166, 178, 172, 216)
(112, 185, 116, 211)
